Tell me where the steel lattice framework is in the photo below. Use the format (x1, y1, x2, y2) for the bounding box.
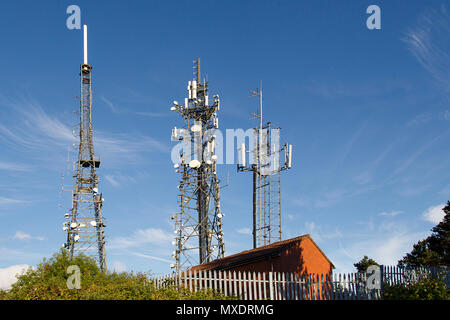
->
(170, 58, 225, 272)
(63, 26, 107, 272)
(238, 89, 292, 248)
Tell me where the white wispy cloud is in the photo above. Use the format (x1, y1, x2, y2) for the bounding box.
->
(393, 134, 442, 176)
(406, 113, 433, 127)
(302, 221, 343, 243)
(0, 96, 74, 152)
(112, 260, 126, 273)
(314, 189, 348, 208)
(0, 162, 30, 172)
(0, 264, 29, 290)
(439, 184, 450, 195)
(0, 96, 169, 166)
(131, 252, 172, 264)
(293, 184, 383, 209)
(304, 78, 412, 99)
(0, 247, 44, 264)
(13, 231, 31, 241)
(422, 203, 445, 224)
(333, 122, 367, 172)
(379, 210, 403, 217)
(445, 110, 450, 121)
(109, 228, 172, 249)
(353, 141, 395, 185)
(13, 231, 46, 241)
(100, 94, 167, 117)
(104, 175, 120, 187)
(403, 5, 450, 94)
(236, 228, 252, 235)
(334, 223, 428, 273)
(0, 197, 26, 206)
(100, 95, 119, 114)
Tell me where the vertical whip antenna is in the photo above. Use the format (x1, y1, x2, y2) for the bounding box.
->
(83, 24, 88, 65)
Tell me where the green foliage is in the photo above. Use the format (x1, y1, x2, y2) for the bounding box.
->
(398, 201, 450, 268)
(354, 256, 379, 273)
(0, 250, 233, 300)
(383, 276, 449, 300)
(397, 240, 441, 268)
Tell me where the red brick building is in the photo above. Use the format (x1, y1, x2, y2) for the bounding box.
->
(190, 234, 334, 276)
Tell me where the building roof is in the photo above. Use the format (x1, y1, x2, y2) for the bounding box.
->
(190, 234, 335, 271)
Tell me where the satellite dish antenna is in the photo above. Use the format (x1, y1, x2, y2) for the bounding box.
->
(189, 159, 201, 168)
(70, 222, 77, 228)
(191, 124, 201, 132)
(90, 221, 97, 227)
(74, 235, 80, 241)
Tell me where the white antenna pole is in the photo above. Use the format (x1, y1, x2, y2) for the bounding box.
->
(83, 24, 88, 65)
(259, 81, 263, 134)
(259, 82, 263, 167)
(288, 144, 292, 168)
(241, 143, 246, 168)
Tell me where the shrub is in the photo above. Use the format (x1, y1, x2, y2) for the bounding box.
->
(383, 276, 449, 300)
(0, 250, 233, 300)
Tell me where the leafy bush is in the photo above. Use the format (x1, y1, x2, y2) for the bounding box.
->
(383, 276, 449, 300)
(0, 250, 233, 300)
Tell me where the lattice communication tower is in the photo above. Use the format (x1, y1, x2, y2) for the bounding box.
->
(170, 58, 225, 272)
(62, 25, 107, 272)
(237, 87, 292, 248)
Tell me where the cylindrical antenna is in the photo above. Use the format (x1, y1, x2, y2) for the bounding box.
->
(288, 144, 292, 168)
(196, 58, 200, 83)
(83, 24, 88, 65)
(240, 143, 246, 168)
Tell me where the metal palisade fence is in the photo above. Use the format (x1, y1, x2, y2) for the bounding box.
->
(151, 265, 449, 300)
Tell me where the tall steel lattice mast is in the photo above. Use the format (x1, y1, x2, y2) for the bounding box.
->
(237, 87, 293, 248)
(170, 58, 225, 272)
(63, 25, 107, 272)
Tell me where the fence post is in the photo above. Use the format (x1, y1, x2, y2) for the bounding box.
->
(379, 265, 384, 300)
(268, 271, 274, 300)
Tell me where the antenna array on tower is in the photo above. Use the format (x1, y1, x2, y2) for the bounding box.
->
(170, 58, 225, 272)
(237, 87, 293, 248)
(62, 25, 107, 272)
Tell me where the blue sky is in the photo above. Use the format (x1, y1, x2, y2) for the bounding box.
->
(0, 0, 449, 284)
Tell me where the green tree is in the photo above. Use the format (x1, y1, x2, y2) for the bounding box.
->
(385, 202, 450, 300)
(398, 201, 450, 268)
(354, 256, 379, 273)
(0, 249, 233, 300)
(383, 276, 448, 300)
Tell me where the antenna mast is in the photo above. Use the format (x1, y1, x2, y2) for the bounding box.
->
(170, 58, 225, 272)
(238, 85, 293, 248)
(63, 25, 107, 272)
